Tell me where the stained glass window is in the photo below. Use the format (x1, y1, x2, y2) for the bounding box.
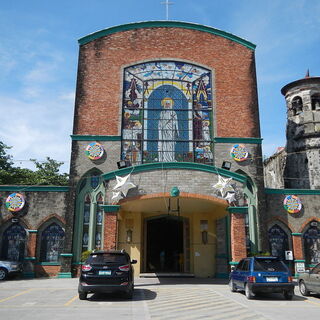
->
(40, 223, 65, 262)
(82, 194, 91, 251)
(121, 61, 213, 165)
(304, 222, 320, 264)
(1, 224, 26, 261)
(268, 225, 289, 260)
(95, 193, 104, 249)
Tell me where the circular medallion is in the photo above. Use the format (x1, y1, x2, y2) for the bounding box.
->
(283, 195, 302, 214)
(85, 142, 104, 160)
(5, 193, 25, 212)
(230, 144, 249, 162)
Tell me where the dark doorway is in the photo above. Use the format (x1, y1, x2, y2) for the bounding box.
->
(146, 216, 183, 272)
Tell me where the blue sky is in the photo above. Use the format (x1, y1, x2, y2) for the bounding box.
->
(0, 0, 319, 173)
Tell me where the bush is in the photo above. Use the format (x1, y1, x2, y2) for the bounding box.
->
(81, 250, 92, 262)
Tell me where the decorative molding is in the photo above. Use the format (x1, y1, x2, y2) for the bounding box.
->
(102, 205, 121, 212)
(227, 206, 248, 214)
(292, 233, 302, 236)
(294, 259, 305, 262)
(24, 257, 36, 261)
(36, 262, 61, 266)
(78, 21, 256, 50)
(71, 135, 121, 141)
(102, 162, 247, 183)
(57, 272, 72, 278)
(229, 261, 239, 265)
(27, 230, 38, 234)
(60, 253, 73, 257)
(265, 188, 320, 195)
(214, 137, 263, 144)
(0, 186, 69, 192)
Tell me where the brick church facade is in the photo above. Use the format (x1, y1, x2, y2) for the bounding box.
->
(0, 21, 319, 278)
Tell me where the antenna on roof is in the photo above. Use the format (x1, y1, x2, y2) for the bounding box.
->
(305, 69, 310, 78)
(161, 0, 173, 20)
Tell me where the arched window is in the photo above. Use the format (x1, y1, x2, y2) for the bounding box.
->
(303, 222, 320, 265)
(268, 224, 289, 260)
(1, 224, 26, 261)
(121, 61, 213, 165)
(95, 193, 104, 250)
(311, 94, 320, 111)
(292, 96, 303, 115)
(40, 223, 65, 262)
(82, 194, 91, 252)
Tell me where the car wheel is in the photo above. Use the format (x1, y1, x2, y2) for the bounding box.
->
(229, 279, 236, 292)
(284, 290, 294, 300)
(245, 283, 254, 300)
(299, 280, 310, 296)
(78, 292, 87, 300)
(0, 268, 8, 281)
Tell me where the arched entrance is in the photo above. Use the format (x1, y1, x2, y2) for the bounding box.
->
(144, 215, 189, 273)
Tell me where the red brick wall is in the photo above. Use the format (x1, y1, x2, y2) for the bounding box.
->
(103, 213, 117, 250)
(73, 27, 260, 138)
(34, 265, 61, 277)
(292, 235, 303, 260)
(230, 213, 247, 262)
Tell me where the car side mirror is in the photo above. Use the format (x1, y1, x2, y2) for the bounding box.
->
(131, 259, 137, 264)
(231, 266, 236, 272)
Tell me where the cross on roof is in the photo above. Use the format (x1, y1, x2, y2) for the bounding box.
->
(161, 0, 173, 20)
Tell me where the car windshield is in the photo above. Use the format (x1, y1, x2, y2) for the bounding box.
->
(87, 253, 128, 264)
(253, 259, 287, 272)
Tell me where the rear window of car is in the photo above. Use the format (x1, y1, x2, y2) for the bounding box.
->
(253, 259, 287, 272)
(87, 253, 128, 264)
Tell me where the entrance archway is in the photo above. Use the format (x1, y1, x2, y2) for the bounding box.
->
(145, 215, 187, 273)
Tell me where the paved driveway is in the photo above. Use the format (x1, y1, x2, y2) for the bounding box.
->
(1, 277, 320, 320)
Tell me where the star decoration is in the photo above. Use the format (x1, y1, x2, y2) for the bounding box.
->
(212, 176, 233, 197)
(111, 191, 123, 204)
(224, 192, 236, 204)
(113, 174, 136, 198)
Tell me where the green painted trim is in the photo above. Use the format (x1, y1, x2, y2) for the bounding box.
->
(71, 135, 121, 141)
(78, 21, 256, 50)
(57, 272, 72, 278)
(72, 262, 84, 265)
(307, 264, 317, 268)
(24, 257, 36, 261)
(294, 260, 305, 263)
(27, 230, 38, 233)
(36, 262, 61, 266)
(292, 233, 302, 236)
(60, 253, 73, 257)
(227, 206, 248, 214)
(102, 162, 247, 183)
(23, 272, 35, 278)
(102, 205, 121, 212)
(215, 273, 229, 279)
(265, 188, 320, 195)
(229, 261, 239, 265)
(0, 186, 69, 192)
(214, 137, 263, 144)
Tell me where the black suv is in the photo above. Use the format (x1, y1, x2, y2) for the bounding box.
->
(78, 250, 137, 300)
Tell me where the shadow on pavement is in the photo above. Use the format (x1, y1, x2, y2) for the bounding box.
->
(87, 288, 157, 302)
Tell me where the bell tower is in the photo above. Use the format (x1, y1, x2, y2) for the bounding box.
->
(281, 73, 320, 189)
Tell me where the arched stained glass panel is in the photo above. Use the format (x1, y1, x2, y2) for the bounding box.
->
(1, 224, 26, 261)
(121, 61, 213, 165)
(268, 224, 289, 260)
(40, 223, 65, 262)
(304, 222, 320, 264)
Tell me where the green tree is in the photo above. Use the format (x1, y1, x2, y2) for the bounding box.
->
(31, 157, 69, 185)
(0, 141, 68, 185)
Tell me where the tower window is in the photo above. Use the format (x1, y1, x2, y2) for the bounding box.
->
(292, 96, 303, 115)
(311, 94, 320, 111)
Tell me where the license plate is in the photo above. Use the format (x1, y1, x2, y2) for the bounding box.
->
(266, 277, 278, 282)
(99, 270, 111, 275)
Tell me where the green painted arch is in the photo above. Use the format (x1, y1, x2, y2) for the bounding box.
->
(102, 162, 247, 183)
(78, 21, 256, 50)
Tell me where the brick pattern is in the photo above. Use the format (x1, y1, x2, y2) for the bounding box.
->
(103, 212, 117, 250)
(230, 213, 247, 262)
(292, 235, 303, 260)
(34, 265, 61, 277)
(27, 233, 37, 257)
(73, 27, 260, 138)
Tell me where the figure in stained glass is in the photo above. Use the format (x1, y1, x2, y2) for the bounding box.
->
(158, 97, 179, 162)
